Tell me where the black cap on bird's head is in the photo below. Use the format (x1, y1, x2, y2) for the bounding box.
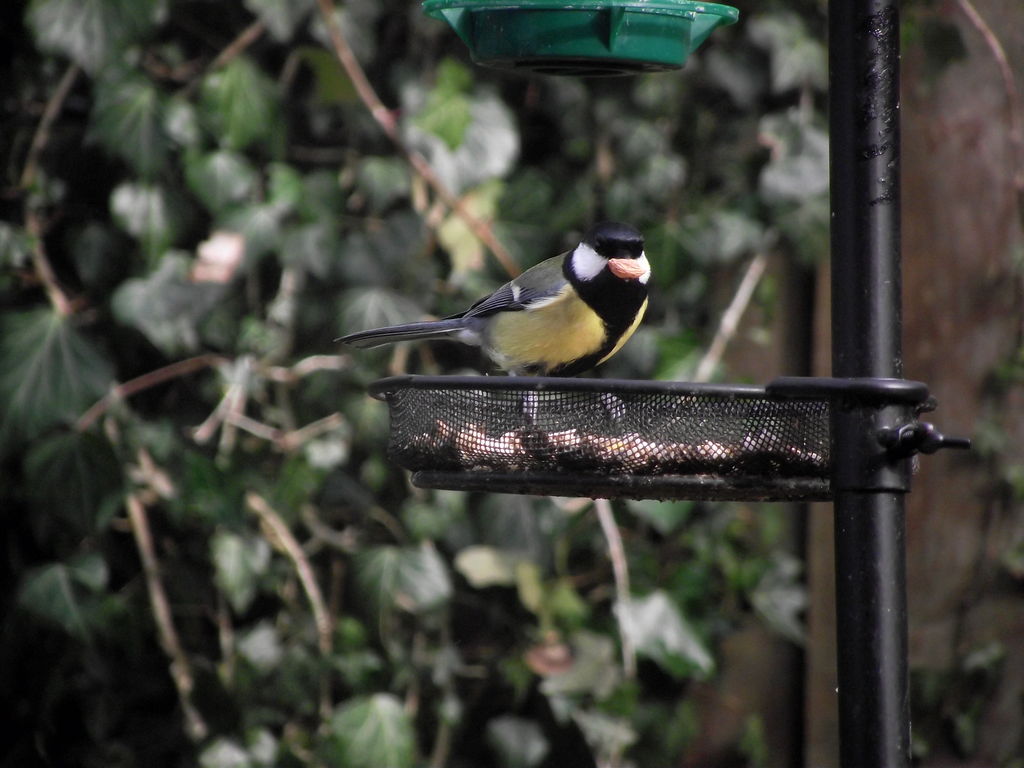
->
(572, 221, 650, 283)
(584, 221, 645, 260)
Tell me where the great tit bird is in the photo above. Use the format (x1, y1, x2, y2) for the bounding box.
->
(339, 221, 650, 376)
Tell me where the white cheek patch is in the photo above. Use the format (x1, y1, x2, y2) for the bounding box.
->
(636, 252, 651, 284)
(571, 243, 608, 281)
(572, 244, 651, 284)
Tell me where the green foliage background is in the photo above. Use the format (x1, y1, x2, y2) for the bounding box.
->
(1, 0, 831, 766)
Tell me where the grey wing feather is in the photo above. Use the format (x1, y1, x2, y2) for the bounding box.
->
(459, 253, 569, 319)
(458, 282, 522, 318)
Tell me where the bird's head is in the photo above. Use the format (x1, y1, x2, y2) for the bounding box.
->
(571, 221, 650, 284)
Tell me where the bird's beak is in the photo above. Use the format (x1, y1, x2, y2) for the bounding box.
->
(608, 258, 647, 280)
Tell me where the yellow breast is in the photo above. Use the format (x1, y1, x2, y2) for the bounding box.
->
(488, 286, 607, 372)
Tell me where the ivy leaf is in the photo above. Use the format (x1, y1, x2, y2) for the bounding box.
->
(407, 89, 519, 194)
(26, 0, 165, 74)
(498, 169, 555, 226)
(185, 150, 259, 213)
(200, 730, 277, 768)
(570, 710, 637, 762)
(758, 112, 829, 204)
(24, 431, 122, 534)
(545, 579, 588, 628)
(540, 631, 620, 701)
(90, 70, 169, 177)
(682, 208, 765, 265)
(199, 739, 249, 768)
(748, 13, 827, 93)
(294, 46, 356, 105)
(451, 94, 520, 189)
(357, 157, 411, 213)
(486, 716, 549, 768)
(326, 694, 415, 768)
(0, 222, 32, 269)
(750, 554, 806, 644)
(222, 202, 287, 261)
(627, 499, 694, 536)
(356, 543, 452, 617)
(702, 47, 766, 109)
(211, 530, 271, 614)
(336, 212, 430, 288)
(515, 561, 544, 616)
(478, 495, 549, 562)
(338, 287, 424, 338)
(0, 308, 113, 451)
(17, 554, 109, 641)
(244, 0, 314, 42)
(238, 621, 284, 672)
(247, 729, 279, 767)
(454, 545, 520, 588)
(110, 181, 185, 262)
(112, 252, 227, 355)
(414, 58, 473, 150)
(71, 223, 128, 291)
(164, 97, 201, 148)
(615, 591, 714, 679)
(281, 221, 338, 280)
(267, 162, 304, 211)
(309, 4, 380, 66)
(200, 56, 280, 151)
(439, 180, 502, 279)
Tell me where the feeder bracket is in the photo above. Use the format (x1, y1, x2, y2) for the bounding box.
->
(768, 376, 970, 493)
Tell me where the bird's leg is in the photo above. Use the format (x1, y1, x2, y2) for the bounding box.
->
(506, 369, 540, 427)
(598, 392, 627, 423)
(519, 389, 540, 426)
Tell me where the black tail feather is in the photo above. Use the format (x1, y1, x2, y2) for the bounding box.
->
(337, 319, 467, 348)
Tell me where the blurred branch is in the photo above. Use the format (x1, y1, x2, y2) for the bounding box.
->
(216, 358, 249, 459)
(178, 20, 266, 98)
(190, 357, 249, 450)
(224, 411, 345, 451)
(227, 411, 280, 442)
(281, 412, 345, 450)
(19, 63, 80, 317)
(694, 251, 769, 383)
(190, 381, 235, 444)
(594, 499, 636, 680)
(313, 0, 519, 277)
(263, 354, 349, 382)
(20, 62, 79, 190)
(215, 595, 237, 687)
(302, 505, 359, 553)
(247, 491, 335, 719)
(77, 353, 225, 432)
(126, 492, 208, 742)
(130, 446, 177, 502)
(25, 209, 74, 317)
(246, 492, 333, 657)
(954, 0, 1024, 223)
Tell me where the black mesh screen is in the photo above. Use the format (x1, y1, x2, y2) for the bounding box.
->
(372, 377, 833, 500)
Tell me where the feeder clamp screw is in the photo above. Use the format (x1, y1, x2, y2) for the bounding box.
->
(877, 422, 971, 457)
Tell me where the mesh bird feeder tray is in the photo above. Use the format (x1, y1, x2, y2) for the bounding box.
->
(422, 0, 739, 76)
(367, 375, 945, 501)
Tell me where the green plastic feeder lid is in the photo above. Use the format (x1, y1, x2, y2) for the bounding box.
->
(422, 0, 739, 76)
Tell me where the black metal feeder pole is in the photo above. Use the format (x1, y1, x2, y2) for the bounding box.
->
(829, 0, 910, 766)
